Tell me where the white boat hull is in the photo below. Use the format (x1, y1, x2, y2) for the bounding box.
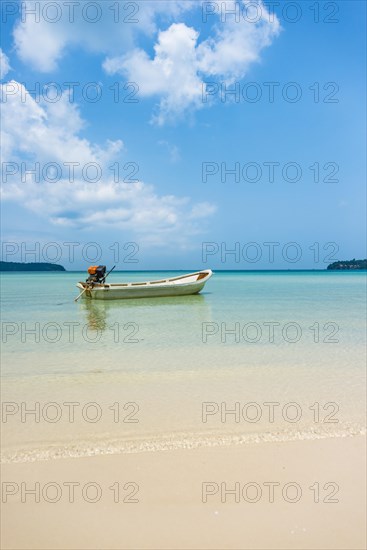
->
(76, 270, 213, 300)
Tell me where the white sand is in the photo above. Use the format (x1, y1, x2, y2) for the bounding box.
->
(1, 435, 366, 550)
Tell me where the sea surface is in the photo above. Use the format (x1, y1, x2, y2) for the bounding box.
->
(1, 271, 366, 461)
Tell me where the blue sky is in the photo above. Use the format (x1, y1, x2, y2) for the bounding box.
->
(0, 0, 366, 270)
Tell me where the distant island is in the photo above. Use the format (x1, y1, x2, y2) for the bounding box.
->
(0, 261, 66, 272)
(327, 259, 367, 270)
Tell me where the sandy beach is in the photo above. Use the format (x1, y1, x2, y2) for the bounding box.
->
(1, 271, 366, 548)
(1, 0, 366, 546)
(1, 435, 365, 550)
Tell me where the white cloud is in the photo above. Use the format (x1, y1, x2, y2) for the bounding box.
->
(104, 23, 204, 125)
(1, 80, 215, 246)
(14, 17, 66, 73)
(197, 1, 280, 78)
(104, 1, 281, 123)
(0, 49, 11, 79)
(13, 0, 195, 73)
(1, 80, 116, 166)
(12, 1, 280, 123)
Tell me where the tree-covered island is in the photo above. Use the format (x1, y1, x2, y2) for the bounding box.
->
(327, 259, 367, 270)
(0, 261, 66, 272)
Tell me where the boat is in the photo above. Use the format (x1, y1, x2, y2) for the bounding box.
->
(75, 267, 213, 301)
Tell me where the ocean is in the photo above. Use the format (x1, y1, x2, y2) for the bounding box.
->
(1, 270, 366, 462)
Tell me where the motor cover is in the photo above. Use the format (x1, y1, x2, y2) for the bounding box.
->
(86, 265, 106, 282)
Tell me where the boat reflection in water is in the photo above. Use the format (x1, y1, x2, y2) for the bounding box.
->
(79, 293, 213, 337)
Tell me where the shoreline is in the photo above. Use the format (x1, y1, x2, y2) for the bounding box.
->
(2, 425, 366, 464)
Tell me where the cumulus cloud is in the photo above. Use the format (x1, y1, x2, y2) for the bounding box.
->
(104, 1, 281, 123)
(12, 1, 280, 123)
(0, 49, 11, 79)
(1, 80, 215, 246)
(104, 23, 203, 125)
(13, 0, 195, 72)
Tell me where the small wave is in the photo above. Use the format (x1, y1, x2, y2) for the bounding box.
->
(1, 425, 365, 464)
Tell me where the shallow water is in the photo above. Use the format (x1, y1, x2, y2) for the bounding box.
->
(1, 271, 366, 461)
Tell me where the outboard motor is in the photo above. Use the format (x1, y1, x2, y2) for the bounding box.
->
(86, 265, 106, 284)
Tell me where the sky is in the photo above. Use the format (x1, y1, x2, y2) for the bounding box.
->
(0, 0, 366, 270)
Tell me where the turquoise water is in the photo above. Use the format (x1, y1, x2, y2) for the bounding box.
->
(1, 271, 366, 461)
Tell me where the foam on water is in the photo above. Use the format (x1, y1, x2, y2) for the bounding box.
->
(2, 424, 366, 463)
